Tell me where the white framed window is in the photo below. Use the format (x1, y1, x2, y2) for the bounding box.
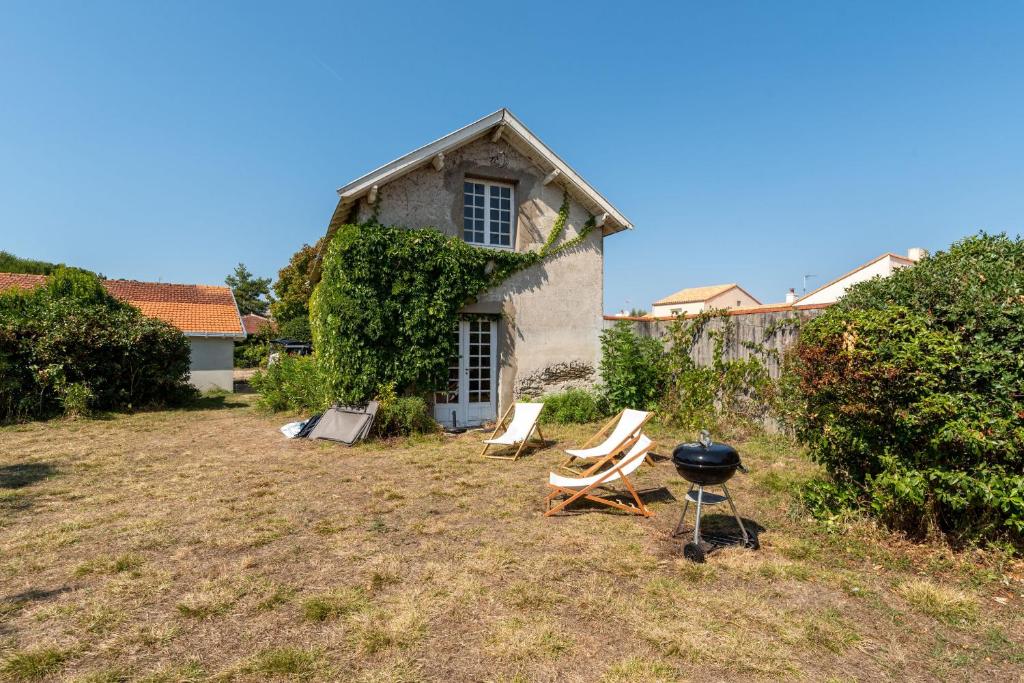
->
(463, 180, 513, 248)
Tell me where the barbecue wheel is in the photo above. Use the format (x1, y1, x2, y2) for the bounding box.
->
(683, 542, 706, 563)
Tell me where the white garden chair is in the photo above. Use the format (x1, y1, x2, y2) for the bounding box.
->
(560, 408, 653, 470)
(545, 434, 656, 517)
(480, 402, 546, 461)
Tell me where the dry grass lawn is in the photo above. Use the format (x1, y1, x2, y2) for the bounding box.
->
(1, 395, 1022, 682)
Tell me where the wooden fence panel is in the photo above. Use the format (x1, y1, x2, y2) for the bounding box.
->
(604, 309, 825, 379)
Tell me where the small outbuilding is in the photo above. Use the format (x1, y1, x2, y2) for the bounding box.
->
(0, 273, 246, 392)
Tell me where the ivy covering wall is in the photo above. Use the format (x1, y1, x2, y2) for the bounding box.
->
(310, 192, 595, 404)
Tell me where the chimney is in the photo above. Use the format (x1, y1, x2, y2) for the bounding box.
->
(785, 288, 797, 304)
(907, 247, 927, 262)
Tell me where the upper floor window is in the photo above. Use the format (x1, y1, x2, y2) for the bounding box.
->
(463, 180, 513, 248)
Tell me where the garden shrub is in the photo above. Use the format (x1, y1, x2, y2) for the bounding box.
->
(250, 355, 330, 413)
(370, 383, 438, 437)
(234, 327, 273, 369)
(598, 321, 666, 412)
(534, 388, 608, 424)
(0, 268, 194, 421)
(792, 233, 1024, 549)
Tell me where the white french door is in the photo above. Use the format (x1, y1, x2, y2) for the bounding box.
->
(433, 319, 497, 429)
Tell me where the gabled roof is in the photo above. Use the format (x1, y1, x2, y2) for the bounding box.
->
(654, 283, 761, 306)
(103, 280, 246, 337)
(795, 252, 914, 304)
(328, 108, 632, 236)
(0, 273, 245, 338)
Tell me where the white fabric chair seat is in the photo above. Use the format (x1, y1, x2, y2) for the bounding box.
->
(565, 408, 650, 460)
(485, 403, 543, 444)
(550, 435, 651, 489)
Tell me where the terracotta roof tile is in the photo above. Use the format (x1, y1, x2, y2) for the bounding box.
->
(241, 313, 275, 335)
(0, 273, 47, 290)
(0, 273, 244, 336)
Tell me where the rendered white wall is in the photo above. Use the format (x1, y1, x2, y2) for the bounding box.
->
(799, 256, 910, 306)
(651, 301, 706, 318)
(188, 337, 235, 392)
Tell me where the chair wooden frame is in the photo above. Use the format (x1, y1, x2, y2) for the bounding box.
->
(558, 408, 654, 471)
(545, 437, 657, 517)
(479, 403, 546, 461)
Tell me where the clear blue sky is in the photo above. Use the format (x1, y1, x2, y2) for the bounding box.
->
(2, 2, 1022, 312)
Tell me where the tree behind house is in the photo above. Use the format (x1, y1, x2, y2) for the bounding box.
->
(269, 239, 323, 343)
(225, 263, 271, 316)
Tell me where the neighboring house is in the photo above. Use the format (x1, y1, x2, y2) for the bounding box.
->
(650, 283, 761, 318)
(0, 273, 245, 392)
(323, 108, 632, 428)
(242, 313, 274, 336)
(795, 248, 925, 307)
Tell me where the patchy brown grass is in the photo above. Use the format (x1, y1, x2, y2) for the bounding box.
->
(0, 395, 1022, 681)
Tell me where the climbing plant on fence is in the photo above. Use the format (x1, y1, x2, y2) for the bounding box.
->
(660, 310, 781, 433)
(310, 192, 595, 405)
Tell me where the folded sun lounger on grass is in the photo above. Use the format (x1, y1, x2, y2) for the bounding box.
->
(480, 402, 545, 461)
(545, 434, 656, 516)
(560, 408, 653, 470)
(299, 401, 379, 446)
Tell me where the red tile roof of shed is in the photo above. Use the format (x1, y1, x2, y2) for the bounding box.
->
(0, 273, 245, 336)
(241, 313, 274, 336)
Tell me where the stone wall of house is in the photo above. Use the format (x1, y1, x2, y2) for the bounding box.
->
(351, 135, 606, 412)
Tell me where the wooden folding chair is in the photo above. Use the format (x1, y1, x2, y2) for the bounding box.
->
(480, 402, 546, 461)
(559, 408, 653, 471)
(545, 435, 657, 517)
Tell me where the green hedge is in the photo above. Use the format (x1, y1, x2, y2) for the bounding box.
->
(793, 233, 1024, 548)
(0, 269, 194, 421)
(251, 355, 330, 413)
(534, 389, 609, 424)
(599, 322, 666, 413)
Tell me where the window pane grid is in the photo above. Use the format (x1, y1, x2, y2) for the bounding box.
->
(463, 180, 512, 248)
(467, 320, 491, 404)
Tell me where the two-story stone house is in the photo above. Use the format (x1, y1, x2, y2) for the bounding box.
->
(322, 109, 632, 428)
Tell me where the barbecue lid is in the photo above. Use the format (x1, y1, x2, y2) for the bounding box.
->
(672, 431, 741, 468)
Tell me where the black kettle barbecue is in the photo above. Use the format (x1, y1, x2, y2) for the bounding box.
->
(671, 430, 755, 562)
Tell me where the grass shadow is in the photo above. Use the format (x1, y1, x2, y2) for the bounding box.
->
(0, 586, 71, 636)
(550, 485, 676, 515)
(178, 393, 249, 412)
(672, 513, 767, 554)
(0, 462, 57, 489)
